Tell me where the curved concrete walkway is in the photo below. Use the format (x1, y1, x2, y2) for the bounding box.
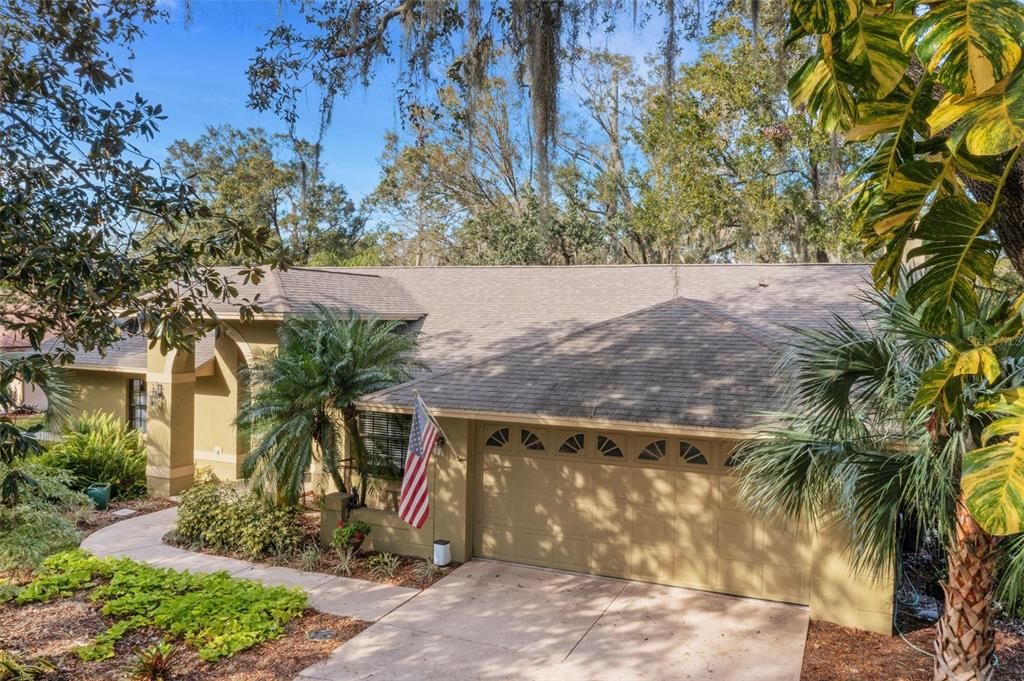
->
(81, 507, 418, 622)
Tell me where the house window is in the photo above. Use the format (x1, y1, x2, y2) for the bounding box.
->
(597, 435, 623, 458)
(127, 378, 147, 431)
(360, 411, 411, 476)
(485, 427, 510, 448)
(558, 433, 585, 455)
(680, 441, 708, 465)
(521, 429, 545, 451)
(639, 439, 667, 461)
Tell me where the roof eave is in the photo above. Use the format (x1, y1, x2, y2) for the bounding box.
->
(354, 400, 755, 439)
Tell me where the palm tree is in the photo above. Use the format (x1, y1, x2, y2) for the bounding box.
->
(735, 288, 1024, 681)
(0, 352, 73, 505)
(236, 306, 422, 506)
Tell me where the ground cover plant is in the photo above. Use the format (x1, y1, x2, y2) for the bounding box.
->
(6, 550, 307, 662)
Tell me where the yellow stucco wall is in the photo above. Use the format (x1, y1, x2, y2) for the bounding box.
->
(352, 417, 472, 562)
(194, 332, 248, 480)
(66, 369, 141, 422)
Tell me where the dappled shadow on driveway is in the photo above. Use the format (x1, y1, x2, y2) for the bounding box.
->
(297, 561, 808, 681)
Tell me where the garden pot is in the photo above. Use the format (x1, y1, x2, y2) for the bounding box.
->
(86, 483, 111, 510)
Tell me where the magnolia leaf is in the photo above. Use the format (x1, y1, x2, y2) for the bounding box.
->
(930, 71, 1024, 156)
(906, 196, 999, 331)
(789, 41, 858, 132)
(792, 0, 862, 34)
(967, 389, 1024, 535)
(904, 0, 1024, 96)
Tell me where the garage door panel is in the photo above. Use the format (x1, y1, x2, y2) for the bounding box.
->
(513, 497, 551, 530)
(718, 559, 763, 595)
(762, 521, 813, 567)
(673, 553, 714, 588)
(630, 545, 673, 581)
(590, 503, 630, 538)
(717, 513, 757, 559)
(515, 531, 552, 564)
(549, 501, 592, 534)
(762, 563, 810, 603)
(719, 478, 743, 510)
(479, 494, 516, 526)
(480, 467, 513, 494)
(633, 468, 676, 512)
(632, 511, 675, 546)
(478, 526, 515, 559)
(676, 513, 716, 552)
(551, 534, 587, 569)
(674, 471, 719, 510)
(589, 540, 629, 577)
(554, 462, 588, 497)
(591, 464, 633, 504)
(512, 457, 551, 494)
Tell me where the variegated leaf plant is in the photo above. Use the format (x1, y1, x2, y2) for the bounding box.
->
(786, 0, 1024, 534)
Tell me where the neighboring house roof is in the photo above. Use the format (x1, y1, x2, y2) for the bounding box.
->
(207, 266, 425, 320)
(0, 330, 31, 350)
(355, 263, 874, 432)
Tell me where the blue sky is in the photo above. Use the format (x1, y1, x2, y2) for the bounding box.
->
(128, 1, 691, 204)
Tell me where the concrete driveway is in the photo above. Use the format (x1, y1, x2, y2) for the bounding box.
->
(297, 561, 809, 681)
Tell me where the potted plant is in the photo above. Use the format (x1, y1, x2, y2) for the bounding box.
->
(332, 519, 372, 553)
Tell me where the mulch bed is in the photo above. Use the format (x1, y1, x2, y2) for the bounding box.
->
(165, 511, 460, 590)
(802, 618, 1024, 680)
(0, 595, 366, 680)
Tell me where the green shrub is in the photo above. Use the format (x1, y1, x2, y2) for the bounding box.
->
(13, 550, 307, 662)
(39, 412, 146, 499)
(0, 461, 90, 570)
(367, 552, 400, 580)
(175, 475, 302, 559)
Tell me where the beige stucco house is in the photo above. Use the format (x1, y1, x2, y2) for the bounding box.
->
(60, 263, 894, 635)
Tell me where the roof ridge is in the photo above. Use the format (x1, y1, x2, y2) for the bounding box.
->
(674, 298, 781, 351)
(360, 294, 777, 403)
(265, 268, 288, 312)
(288, 265, 383, 279)
(329, 262, 870, 270)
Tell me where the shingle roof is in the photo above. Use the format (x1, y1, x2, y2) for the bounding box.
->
(355, 264, 874, 431)
(337, 264, 871, 371)
(206, 267, 424, 319)
(359, 297, 788, 430)
(67, 334, 216, 372)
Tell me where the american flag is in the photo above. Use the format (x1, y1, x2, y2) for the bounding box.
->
(397, 395, 440, 529)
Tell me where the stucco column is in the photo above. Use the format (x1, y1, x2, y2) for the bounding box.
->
(145, 343, 196, 497)
(432, 417, 471, 562)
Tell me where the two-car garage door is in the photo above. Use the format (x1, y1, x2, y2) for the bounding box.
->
(473, 424, 812, 605)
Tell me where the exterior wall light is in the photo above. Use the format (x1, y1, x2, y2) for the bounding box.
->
(148, 382, 165, 409)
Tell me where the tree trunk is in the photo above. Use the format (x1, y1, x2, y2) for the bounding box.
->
(933, 499, 1000, 681)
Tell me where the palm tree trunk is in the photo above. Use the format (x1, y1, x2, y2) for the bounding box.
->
(933, 499, 1001, 681)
